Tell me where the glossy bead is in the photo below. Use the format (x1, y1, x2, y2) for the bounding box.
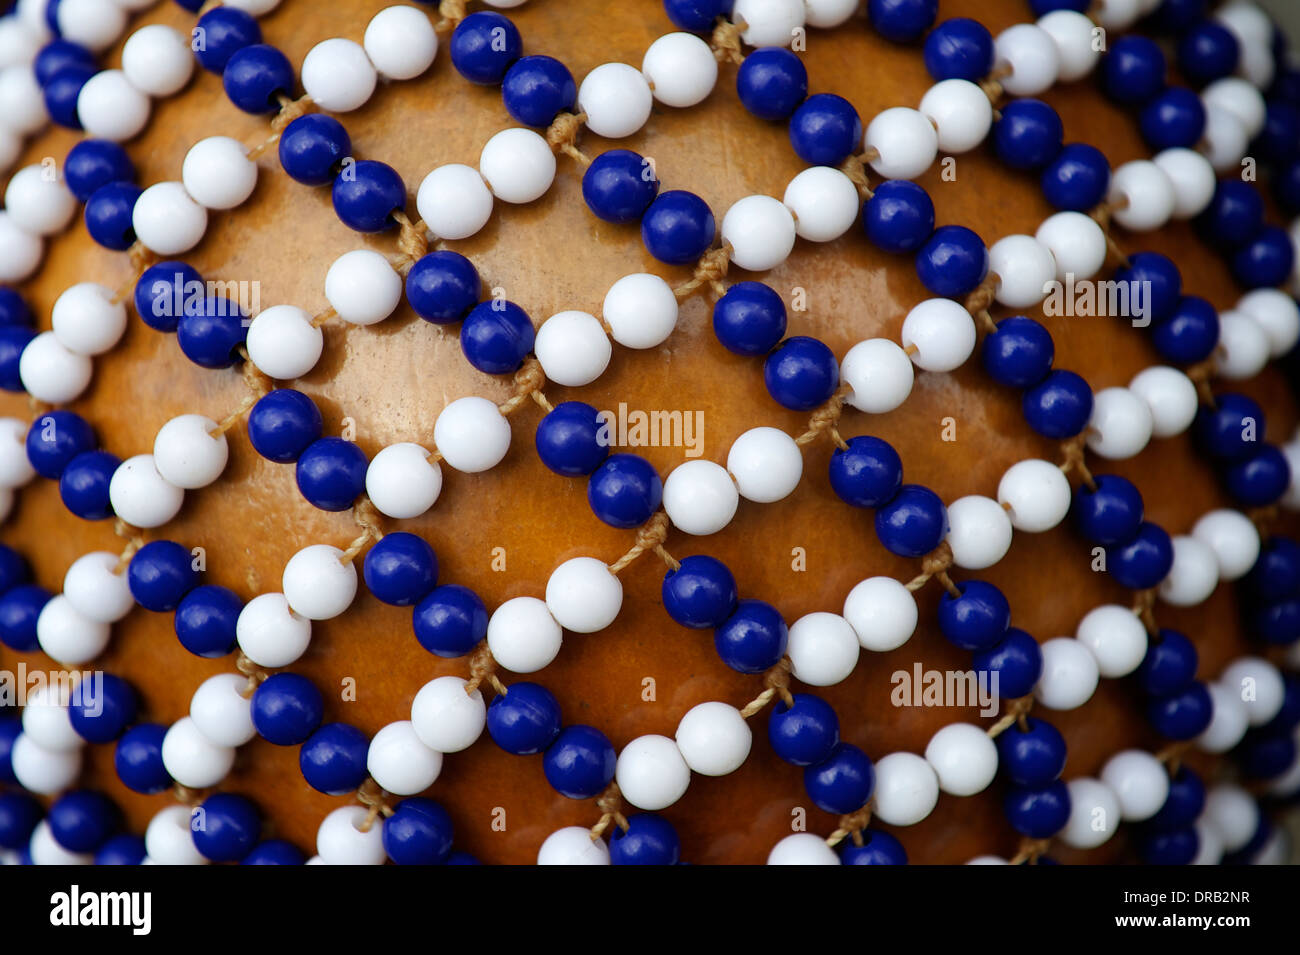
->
(278, 113, 351, 187)
(993, 98, 1063, 170)
(83, 182, 141, 250)
(642, 31, 716, 108)
(544, 725, 616, 799)
(538, 826, 611, 865)
(827, 435, 902, 509)
(295, 437, 367, 512)
(1198, 179, 1264, 251)
(76, 69, 150, 142)
(1040, 142, 1110, 211)
(981, 315, 1053, 388)
(616, 734, 690, 811)
(382, 799, 453, 866)
(1152, 147, 1216, 221)
(1231, 226, 1295, 289)
(1194, 393, 1264, 461)
(923, 17, 993, 81)
(732, 0, 805, 47)
(989, 234, 1055, 308)
(416, 164, 494, 240)
(114, 723, 170, 794)
(316, 806, 386, 865)
(1072, 474, 1143, 548)
(133, 260, 200, 333)
(1086, 387, 1153, 460)
(662, 460, 738, 536)
(332, 160, 405, 233)
(534, 401, 607, 478)
(805, 742, 875, 814)
(363, 532, 437, 607)
(412, 584, 487, 658)
(1110, 521, 1175, 590)
(581, 149, 658, 223)
(1220, 657, 1286, 728)
(410, 676, 485, 754)
(25, 410, 94, 480)
(1149, 680, 1214, 739)
(577, 62, 653, 138)
(95, 834, 148, 865)
(109, 453, 184, 537)
(735, 47, 807, 121)
(282, 544, 357, 621)
(36, 593, 109, 664)
(789, 93, 863, 168)
(721, 194, 795, 271)
(973, 628, 1043, 699)
(602, 272, 678, 349)
(251, 672, 323, 746)
(241, 840, 303, 866)
(1139, 87, 1205, 151)
(1037, 9, 1098, 82)
(1034, 636, 1099, 710)
(301, 38, 375, 112)
(786, 612, 860, 687)
(901, 298, 977, 372)
(160, 717, 234, 789)
(920, 78, 993, 154)
(868, 0, 937, 41)
(840, 340, 912, 416)
(841, 829, 908, 865)
(609, 814, 680, 866)
(714, 599, 788, 674)
(664, 0, 731, 32)
(365, 721, 442, 795)
(178, 294, 246, 369)
(1153, 294, 1218, 364)
(193, 6, 260, 73)
(502, 55, 576, 127)
(405, 249, 480, 324)
(1005, 779, 1071, 839)
(363, 4, 438, 81)
(479, 127, 555, 205)
(545, 556, 623, 632)
(43, 65, 95, 130)
(938, 580, 1011, 651)
(1177, 19, 1238, 85)
(46, 790, 117, 853)
(487, 682, 561, 755)
(925, 722, 998, 796)
(768, 693, 839, 767)
(767, 832, 840, 865)
(1059, 777, 1120, 848)
(245, 305, 322, 381)
(127, 540, 197, 612)
(662, 555, 738, 630)
(0, 325, 30, 392)
(863, 106, 938, 180)
(325, 249, 402, 326)
(1245, 537, 1300, 601)
(995, 23, 1060, 96)
(587, 453, 662, 528)
(192, 793, 260, 862)
(1238, 289, 1300, 358)
(1109, 160, 1176, 231)
(1023, 369, 1093, 439)
(872, 751, 940, 826)
(59, 450, 118, 521)
(763, 336, 838, 411)
(486, 596, 562, 673)
(874, 484, 947, 558)
(222, 43, 293, 113)
(68, 673, 135, 743)
(915, 226, 987, 298)
(460, 300, 535, 375)
(640, 190, 715, 265)
(711, 282, 785, 356)
(1102, 35, 1165, 105)
(862, 179, 934, 254)
(174, 585, 241, 658)
(449, 11, 521, 84)
(248, 389, 322, 463)
(433, 396, 511, 473)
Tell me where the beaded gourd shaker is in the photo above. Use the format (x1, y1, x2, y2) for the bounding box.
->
(0, 0, 1299, 866)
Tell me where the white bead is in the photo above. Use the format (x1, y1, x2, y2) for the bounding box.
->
(10, 734, 80, 794)
(189, 673, 256, 747)
(1188, 818, 1223, 864)
(366, 442, 442, 519)
(57, 0, 126, 52)
(675, 701, 751, 776)
(1034, 637, 1099, 710)
(967, 855, 1010, 865)
(1284, 439, 1300, 511)
(366, 721, 443, 795)
(416, 164, 493, 240)
(989, 234, 1055, 308)
(220, 0, 282, 12)
(36, 595, 110, 664)
(317, 806, 387, 865)
(1092, 0, 1141, 30)
(433, 396, 512, 473)
(1037, 10, 1098, 82)
(1200, 105, 1249, 172)
(1061, 778, 1120, 848)
(1220, 656, 1285, 727)
(1237, 41, 1275, 89)
(325, 249, 402, 325)
(49, 282, 126, 357)
(538, 826, 611, 865)
(545, 556, 623, 632)
(997, 458, 1072, 532)
(18, 332, 91, 404)
(1086, 387, 1152, 460)
(153, 414, 227, 489)
(145, 806, 207, 866)
(872, 752, 940, 827)
(363, 4, 438, 81)
(642, 32, 716, 108)
(534, 310, 611, 386)
(21, 683, 79, 750)
(76, 69, 150, 141)
(1203, 783, 1259, 853)
(1215, 1, 1274, 50)
(1152, 148, 1217, 220)
(578, 63, 653, 138)
(0, 129, 20, 171)
(918, 79, 992, 154)
(1192, 510, 1260, 582)
(0, 64, 45, 136)
(721, 195, 795, 272)
(411, 675, 486, 753)
(30, 819, 92, 865)
(161, 716, 235, 788)
(733, 0, 805, 47)
(0, 416, 32, 488)
(479, 127, 556, 204)
(236, 593, 312, 667)
(181, 136, 257, 210)
(246, 305, 323, 380)
(1216, 309, 1270, 380)
(4, 164, 76, 236)
(767, 832, 840, 865)
(726, 426, 802, 503)
(282, 544, 357, 620)
(663, 460, 738, 536)
(301, 38, 376, 112)
(615, 734, 691, 811)
(1203, 77, 1265, 138)
(786, 611, 860, 687)
(924, 723, 998, 797)
(1075, 604, 1147, 678)
(945, 494, 1013, 570)
(1109, 161, 1175, 232)
(1035, 211, 1106, 280)
(602, 273, 678, 349)
(1128, 365, 1198, 438)
(783, 166, 858, 243)
(995, 24, 1060, 96)
(132, 181, 207, 255)
(486, 596, 562, 673)
(63, 551, 133, 623)
(1237, 289, 1300, 358)
(0, 21, 40, 71)
(839, 338, 913, 414)
(1197, 681, 1249, 753)
(0, 211, 42, 282)
(122, 24, 195, 97)
(864, 107, 938, 180)
(842, 576, 917, 651)
(900, 298, 975, 372)
(108, 454, 183, 529)
(1100, 749, 1170, 822)
(804, 0, 857, 27)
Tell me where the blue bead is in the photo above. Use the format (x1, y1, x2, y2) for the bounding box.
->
(34, 39, 95, 87)
(222, 43, 294, 113)
(25, 409, 95, 479)
(300, 723, 370, 795)
(134, 260, 203, 332)
(406, 250, 481, 323)
(1257, 102, 1300, 166)
(981, 315, 1054, 388)
(0, 717, 18, 783)
(1114, 250, 1182, 325)
(827, 434, 903, 508)
(0, 792, 41, 850)
(59, 449, 119, 520)
(1027, 0, 1088, 12)
(1238, 731, 1296, 778)
(84, 181, 141, 250)
(587, 453, 662, 528)
(296, 437, 368, 511)
(449, 11, 521, 85)
(841, 829, 908, 864)
(582, 149, 660, 224)
(788, 93, 863, 166)
(609, 813, 681, 865)
(863, 179, 935, 254)
(48, 790, 117, 852)
(711, 282, 786, 355)
(382, 798, 454, 865)
(487, 681, 561, 755)
(1040, 142, 1110, 211)
(94, 834, 147, 865)
(1246, 536, 1300, 601)
(1177, 20, 1239, 86)
(714, 599, 787, 674)
(68, 673, 136, 743)
(252, 672, 324, 745)
(1138, 86, 1205, 149)
(363, 532, 438, 606)
(1194, 393, 1265, 461)
(460, 300, 535, 375)
(868, 0, 937, 43)
(174, 584, 241, 658)
(1263, 675, 1300, 733)
(1004, 779, 1071, 838)
(1148, 0, 1209, 34)
(332, 160, 405, 232)
(194, 793, 260, 862)
(763, 336, 839, 411)
(128, 540, 199, 612)
(413, 584, 488, 657)
(1231, 226, 1295, 288)
(915, 225, 987, 297)
(178, 294, 247, 368)
(937, 580, 1011, 651)
(241, 840, 305, 865)
(641, 190, 716, 265)
(0, 544, 29, 594)
(0, 325, 32, 391)
(874, 484, 948, 558)
(0, 585, 50, 651)
(1252, 599, 1300, 644)
(1023, 369, 1093, 439)
(43, 65, 95, 129)
(64, 139, 135, 201)
(1102, 36, 1167, 105)
(446, 851, 480, 865)
(661, 554, 738, 629)
(735, 47, 807, 121)
(535, 401, 609, 477)
(973, 627, 1043, 699)
(502, 55, 576, 127)
(0, 287, 33, 326)
(1148, 766, 1205, 830)
(1072, 473, 1144, 546)
(1147, 681, 1214, 739)
(923, 17, 993, 81)
(543, 724, 616, 799)
(278, 113, 351, 186)
(1197, 179, 1265, 249)
(663, 0, 732, 33)
(1109, 522, 1175, 590)
(248, 389, 323, 463)
(1136, 826, 1198, 865)
(114, 723, 171, 794)
(1153, 294, 1219, 364)
(804, 742, 875, 814)
(1224, 444, 1291, 507)
(1276, 158, 1300, 214)
(1136, 628, 1198, 696)
(194, 7, 261, 73)
(993, 99, 1063, 170)
(767, 692, 839, 766)
(997, 717, 1066, 787)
